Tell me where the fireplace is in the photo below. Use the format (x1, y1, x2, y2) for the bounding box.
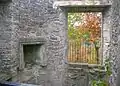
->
(19, 38, 47, 70)
(23, 44, 43, 68)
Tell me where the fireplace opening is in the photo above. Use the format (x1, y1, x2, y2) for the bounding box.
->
(16, 38, 46, 82)
(23, 44, 43, 69)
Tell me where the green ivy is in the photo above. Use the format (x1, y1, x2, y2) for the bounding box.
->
(91, 49, 112, 86)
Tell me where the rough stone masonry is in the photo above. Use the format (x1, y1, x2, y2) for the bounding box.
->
(0, 0, 120, 86)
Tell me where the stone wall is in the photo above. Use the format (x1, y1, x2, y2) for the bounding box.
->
(110, 0, 120, 86)
(0, 2, 13, 73)
(11, 0, 68, 86)
(101, 0, 120, 86)
(0, 0, 120, 86)
(0, 0, 67, 86)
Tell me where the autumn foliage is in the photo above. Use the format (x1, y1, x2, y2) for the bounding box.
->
(68, 12, 101, 64)
(77, 13, 101, 43)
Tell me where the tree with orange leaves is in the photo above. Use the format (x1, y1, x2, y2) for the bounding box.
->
(77, 12, 101, 63)
(68, 12, 101, 63)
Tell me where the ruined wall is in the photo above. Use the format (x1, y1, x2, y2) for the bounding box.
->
(0, 0, 120, 86)
(0, 0, 67, 86)
(110, 0, 120, 86)
(0, 2, 13, 73)
(12, 0, 68, 86)
(99, 0, 120, 86)
(53, 0, 120, 86)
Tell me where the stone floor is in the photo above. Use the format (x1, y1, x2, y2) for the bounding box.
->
(12, 68, 33, 83)
(12, 66, 48, 85)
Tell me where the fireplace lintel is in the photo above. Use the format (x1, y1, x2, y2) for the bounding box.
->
(19, 37, 46, 44)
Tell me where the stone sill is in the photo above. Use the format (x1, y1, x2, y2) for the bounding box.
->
(68, 63, 105, 69)
(53, 1, 111, 12)
(68, 63, 106, 74)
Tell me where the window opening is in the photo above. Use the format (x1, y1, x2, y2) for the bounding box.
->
(68, 12, 102, 64)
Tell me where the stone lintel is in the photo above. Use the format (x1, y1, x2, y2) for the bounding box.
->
(19, 37, 46, 45)
(53, 1, 111, 12)
(68, 63, 104, 69)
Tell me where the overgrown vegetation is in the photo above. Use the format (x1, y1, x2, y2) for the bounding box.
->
(68, 12, 101, 64)
(90, 46, 112, 86)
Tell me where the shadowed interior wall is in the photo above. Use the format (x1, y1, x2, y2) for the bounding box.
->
(23, 44, 42, 68)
